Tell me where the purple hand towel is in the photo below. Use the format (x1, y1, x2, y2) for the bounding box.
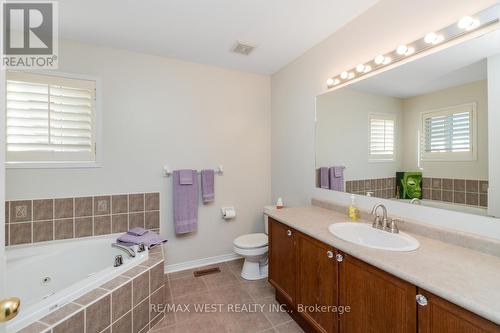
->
(117, 231, 167, 249)
(173, 169, 199, 234)
(128, 227, 148, 236)
(201, 169, 215, 203)
(179, 169, 194, 185)
(329, 166, 345, 192)
(319, 167, 330, 189)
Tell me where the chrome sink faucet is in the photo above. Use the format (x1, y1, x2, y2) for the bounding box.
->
(371, 203, 399, 233)
(371, 203, 388, 230)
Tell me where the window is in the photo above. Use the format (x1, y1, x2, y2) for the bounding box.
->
(421, 103, 476, 161)
(6, 71, 99, 166)
(369, 114, 395, 161)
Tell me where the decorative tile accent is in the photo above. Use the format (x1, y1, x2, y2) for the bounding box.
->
(5, 192, 160, 246)
(94, 196, 111, 216)
(10, 200, 32, 222)
(21, 247, 165, 333)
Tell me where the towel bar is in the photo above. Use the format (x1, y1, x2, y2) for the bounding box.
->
(163, 165, 223, 177)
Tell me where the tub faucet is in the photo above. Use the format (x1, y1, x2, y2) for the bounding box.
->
(371, 203, 388, 231)
(112, 243, 136, 258)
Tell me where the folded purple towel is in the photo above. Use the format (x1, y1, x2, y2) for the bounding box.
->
(179, 169, 194, 185)
(128, 227, 148, 236)
(117, 231, 167, 249)
(201, 169, 215, 203)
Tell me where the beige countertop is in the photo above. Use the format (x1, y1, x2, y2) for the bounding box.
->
(265, 205, 500, 325)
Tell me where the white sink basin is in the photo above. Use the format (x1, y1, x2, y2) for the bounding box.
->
(328, 223, 420, 251)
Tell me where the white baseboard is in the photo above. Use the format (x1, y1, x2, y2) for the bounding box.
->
(164, 253, 242, 273)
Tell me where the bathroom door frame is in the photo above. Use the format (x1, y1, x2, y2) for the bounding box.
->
(0, 65, 6, 333)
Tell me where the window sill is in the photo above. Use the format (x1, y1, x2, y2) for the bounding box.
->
(6, 161, 101, 169)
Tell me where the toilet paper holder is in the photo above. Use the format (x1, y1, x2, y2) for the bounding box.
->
(221, 207, 236, 220)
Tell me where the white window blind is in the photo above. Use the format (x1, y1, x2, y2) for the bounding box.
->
(6, 71, 97, 164)
(421, 103, 476, 161)
(369, 114, 395, 161)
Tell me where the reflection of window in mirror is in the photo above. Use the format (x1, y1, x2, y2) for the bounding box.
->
(420, 103, 476, 161)
(369, 113, 395, 162)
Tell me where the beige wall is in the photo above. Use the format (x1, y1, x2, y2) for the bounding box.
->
(271, 0, 500, 238)
(401, 80, 488, 180)
(316, 88, 403, 180)
(6, 40, 272, 265)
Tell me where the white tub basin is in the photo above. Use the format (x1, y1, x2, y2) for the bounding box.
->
(328, 223, 420, 251)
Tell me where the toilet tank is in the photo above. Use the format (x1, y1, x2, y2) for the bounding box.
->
(263, 205, 277, 235)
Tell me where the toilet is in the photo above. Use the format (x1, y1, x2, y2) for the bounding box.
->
(233, 206, 274, 280)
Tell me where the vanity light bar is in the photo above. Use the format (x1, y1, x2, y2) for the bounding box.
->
(326, 4, 500, 89)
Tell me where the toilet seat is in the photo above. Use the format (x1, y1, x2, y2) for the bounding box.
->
(233, 233, 268, 249)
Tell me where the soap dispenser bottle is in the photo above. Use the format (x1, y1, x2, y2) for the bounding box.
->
(348, 194, 360, 221)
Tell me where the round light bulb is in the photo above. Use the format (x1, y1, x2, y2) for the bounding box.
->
(424, 32, 437, 44)
(363, 65, 372, 73)
(383, 57, 392, 65)
(396, 45, 408, 55)
(458, 16, 479, 30)
(356, 64, 365, 73)
(340, 71, 348, 79)
(405, 47, 415, 56)
(333, 79, 340, 85)
(374, 55, 385, 65)
(348, 72, 355, 79)
(326, 78, 334, 86)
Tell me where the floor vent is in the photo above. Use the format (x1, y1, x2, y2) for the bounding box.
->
(194, 267, 221, 277)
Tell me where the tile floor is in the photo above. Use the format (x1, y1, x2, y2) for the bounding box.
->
(150, 258, 305, 333)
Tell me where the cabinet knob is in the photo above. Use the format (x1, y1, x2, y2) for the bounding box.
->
(327, 251, 334, 258)
(335, 254, 343, 262)
(286, 230, 292, 237)
(416, 294, 428, 306)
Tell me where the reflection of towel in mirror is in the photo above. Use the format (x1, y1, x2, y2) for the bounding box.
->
(319, 167, 330, 189)
(329, 166, 344, 192)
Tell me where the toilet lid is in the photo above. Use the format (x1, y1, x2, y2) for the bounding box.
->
(234, 233, 268, 249)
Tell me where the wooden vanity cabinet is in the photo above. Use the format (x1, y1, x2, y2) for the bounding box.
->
(268, 218, 296, 306)
(296, 232, 339, 333)
(338, 253, 417, 333)
(417, 289, 500, 333)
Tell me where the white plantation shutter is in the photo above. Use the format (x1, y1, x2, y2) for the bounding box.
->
(6, 71, 96, 163)
(369, 114, 395, 161)
(421, 103, 476, 161)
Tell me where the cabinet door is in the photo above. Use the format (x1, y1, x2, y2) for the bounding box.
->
(418, 289, 500, 333)
(268, 218, 296, 306)
(339, 254, 417, 333)
(296, 232, 338, 333)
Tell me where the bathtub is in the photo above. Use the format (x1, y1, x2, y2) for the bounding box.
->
(6, 235, 148, 333)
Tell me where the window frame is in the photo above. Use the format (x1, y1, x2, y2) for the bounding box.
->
(368, 113, 397, 163)
(420, 102, 477, 162)
(5, 70, 102, 169)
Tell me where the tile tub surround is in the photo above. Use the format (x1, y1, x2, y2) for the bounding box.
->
(265, 204, 500, 325)
(17, 246, 165, 333)
(5, 192, 160, 246)
(422, 177, 488, 207)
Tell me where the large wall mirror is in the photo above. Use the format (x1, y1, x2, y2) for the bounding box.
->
(315, 29, 500, 218)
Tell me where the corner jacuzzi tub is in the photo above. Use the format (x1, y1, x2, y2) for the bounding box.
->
(6, 235, 148, 333)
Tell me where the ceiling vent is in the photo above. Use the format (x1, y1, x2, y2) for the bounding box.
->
(231, 41, 256, 55)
